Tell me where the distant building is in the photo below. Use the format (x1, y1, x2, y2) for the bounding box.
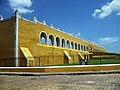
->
(0, 10, 106, 67)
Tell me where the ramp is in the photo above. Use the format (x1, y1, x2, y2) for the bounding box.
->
(64, 51, 72, 60)
(64, 51, 72, 64)
(78, 53, 84, 60)
(20, 47, 34, 66)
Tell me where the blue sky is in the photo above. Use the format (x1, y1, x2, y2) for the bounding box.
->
(0, 0, 120, 53)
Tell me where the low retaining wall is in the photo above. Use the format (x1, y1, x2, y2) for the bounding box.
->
(0, 64, 120, 73)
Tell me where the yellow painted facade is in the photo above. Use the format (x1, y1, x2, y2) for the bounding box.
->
(0, 11, 106, 67)
(0, 18, 14, 66)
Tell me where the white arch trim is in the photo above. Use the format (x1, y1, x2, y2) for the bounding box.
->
(56, 36, 60, 46)
(39, 31, 47, 44)
(48, 33, 55, 46)
(61, 37, 66, 48)
(70, 40, 74, 49)
(66, 39, 70, 48)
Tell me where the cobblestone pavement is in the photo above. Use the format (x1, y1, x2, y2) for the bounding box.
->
(0, 74, 120, 90)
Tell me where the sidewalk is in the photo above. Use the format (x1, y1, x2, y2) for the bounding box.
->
(0, 72, 120, 90)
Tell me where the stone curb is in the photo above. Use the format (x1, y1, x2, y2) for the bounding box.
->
(0, 70, 120, 76)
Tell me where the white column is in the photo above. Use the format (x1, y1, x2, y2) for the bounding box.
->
(47, 35, 49, 45)
(14, 10, 19, 67)
(53, 37, 55, 46)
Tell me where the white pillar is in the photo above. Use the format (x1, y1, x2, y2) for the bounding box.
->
(54, 38, 56, 46)
(47, 35, 49, 45)
(14, 10, 19, 67)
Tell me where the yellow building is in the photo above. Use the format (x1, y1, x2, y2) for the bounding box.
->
(0, 10, 106, 67)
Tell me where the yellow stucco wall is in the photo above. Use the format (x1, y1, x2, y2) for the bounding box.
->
(0, 18, 14, 66)
(18, 18, 106, 66)
(0, 16, 106, 67)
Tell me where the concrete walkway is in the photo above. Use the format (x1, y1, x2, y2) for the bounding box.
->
(0, 72, 120, 90)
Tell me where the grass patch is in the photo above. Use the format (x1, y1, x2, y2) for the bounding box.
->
(51, 61, 80, 66)
(49, 59, 120, 66)
(88, 59, 120, 65)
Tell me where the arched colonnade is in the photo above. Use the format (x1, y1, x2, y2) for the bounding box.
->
(40, 31, 88, 51)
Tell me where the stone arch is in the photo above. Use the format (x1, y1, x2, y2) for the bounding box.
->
(78, 43, 80, 50)
(86, 46, 88, 51)
(75, 43, 77, 50)
(71, 41, 74, 49)
(81, 44, 83, 51)
(56, 36, 60, 46)
(66, 40, 70, 48)
(62, 38, 65, 48)
(40, 31, 47, 44)
(84, 45, 86, 51)
(48, 34, 54, 46)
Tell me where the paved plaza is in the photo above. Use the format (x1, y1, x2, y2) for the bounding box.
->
(0, 74, 120, 90)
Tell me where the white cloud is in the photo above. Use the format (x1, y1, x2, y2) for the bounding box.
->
(99, 37, 119, 45)
(8, 0, 34, 14)
(92, 0, 120, 19)
(75, 33, 81, 38)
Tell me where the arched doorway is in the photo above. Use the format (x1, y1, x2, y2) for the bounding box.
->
(40, 32, 47, 44)
(66, 40, 70, 48)
(62, 38, 65, 47)
(49, 34, 54, 46)
(56, 37, 60, 46)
